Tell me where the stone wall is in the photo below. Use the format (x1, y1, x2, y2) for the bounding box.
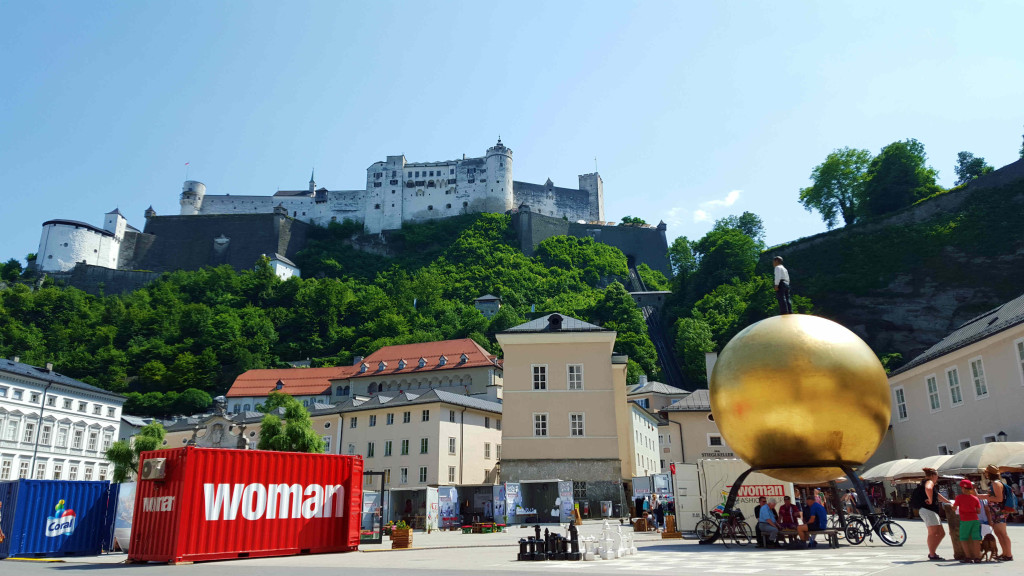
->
(50, 263, 161, 295)
(513, 210, 671, 276)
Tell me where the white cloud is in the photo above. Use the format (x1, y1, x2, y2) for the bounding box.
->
(700, 189, 741, 209)
(693, 209, 710, 222)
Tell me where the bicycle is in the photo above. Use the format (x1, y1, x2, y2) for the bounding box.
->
(695, 508, 753, 547)
(844, 512, 906, 546)
(826, 514, 849, 541)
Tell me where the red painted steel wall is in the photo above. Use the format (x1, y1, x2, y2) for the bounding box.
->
(128, 447, 362, 563)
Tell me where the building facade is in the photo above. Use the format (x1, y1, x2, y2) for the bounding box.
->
(0, 358, 125, 481)
(36, 209, 131, 272)
(496, 313, 630, 508)
(658, 390, 733, 471)
(888, 293, 1024, 458)
(626, 402, 661, 477)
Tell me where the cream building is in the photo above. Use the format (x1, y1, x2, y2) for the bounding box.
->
(626, 402, 661, 477)
(0, 357, 124, 481)
(496, 313, 630, 509)
(658, 389, 733, 470)
(888, 292, 1024, 458)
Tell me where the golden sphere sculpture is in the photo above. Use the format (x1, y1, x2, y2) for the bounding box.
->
(709, 315, 890, 484)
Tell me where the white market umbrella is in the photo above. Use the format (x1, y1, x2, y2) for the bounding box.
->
(859, 459, 918, 482)
(994, 451, 1024, 472)
(937, 442, 1024, 476)
(891, 455, 954, 483)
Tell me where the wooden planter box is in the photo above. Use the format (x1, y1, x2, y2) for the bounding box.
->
(391, 528, 413, 549)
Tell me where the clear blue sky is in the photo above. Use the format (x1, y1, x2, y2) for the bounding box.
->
(2, 1, 1022, 265)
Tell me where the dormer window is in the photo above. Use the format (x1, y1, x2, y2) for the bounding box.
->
(439, 355, 447, 366)
(378, 361, 387, 371)
(418, 357, 427, 368)
(459, 353, 469, 364)
(359, 363, 368, 373)
(398, 359, 407, 369)
(275, 380, 284, 391)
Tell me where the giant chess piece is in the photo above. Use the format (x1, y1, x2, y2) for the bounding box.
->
(710, 315, 890, 484)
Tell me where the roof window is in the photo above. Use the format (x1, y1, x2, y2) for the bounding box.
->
(439, 355, 447, 366)
(418, 357, 427, 368)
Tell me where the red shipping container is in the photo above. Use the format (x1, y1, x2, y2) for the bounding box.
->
(128, 447, 363, 564)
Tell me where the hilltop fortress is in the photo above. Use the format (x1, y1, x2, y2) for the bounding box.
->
(34, 139, 668, 291)
(180, 138, 604, 233)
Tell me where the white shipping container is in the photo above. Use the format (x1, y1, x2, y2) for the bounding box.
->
(671, 459, 795, 532)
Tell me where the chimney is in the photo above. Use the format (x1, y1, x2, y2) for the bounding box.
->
(638, 374, 648, 386)
(12, 356, 19, 363)
(704, 352, 719, 383)
(353, 356, 364, 366)
(46, 362, 54, 372)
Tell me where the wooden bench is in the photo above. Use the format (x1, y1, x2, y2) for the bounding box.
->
(777, 528, 840, 549)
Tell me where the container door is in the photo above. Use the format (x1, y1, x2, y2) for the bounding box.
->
(360, 472, 384, 544)
(671, 463, 702, 532)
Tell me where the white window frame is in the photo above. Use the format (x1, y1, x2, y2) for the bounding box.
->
(369, 415, 377, 427)
(946, 367, 963, 407)
(969, 356, 989, 399)
(386, 413, 394, 425)
(707, 433, 724, 447)
(532, 364, 548, 390)
(384, 440, 392, 456)
(569, 413, 585, 437)
(567, 364, 584, 390)
(533, 413, 549, 437)
(68, 463, 79, 480)
(322, 435, 331, 453)
(893, 385, 908, 422)
(0, 458, 11, 480)
(484, 443, 491, 459)
(937, 444, 949, 455)
(367, 442, 375, 458)
(448, 466, 456, 483)
(419, 466, 428, 483)
(401, 439, 409, 455)
(925, 374, 941, 413)
(420, 438, 428, 454)
(400, 467, 408, 484)
(448, 437, 456, 455)
(1015, 338, 1024, 387)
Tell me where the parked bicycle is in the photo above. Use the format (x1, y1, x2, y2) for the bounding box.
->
(826, 514, 849, 541)
(695, 508, 753, 547)
(844, 512, 906, 546)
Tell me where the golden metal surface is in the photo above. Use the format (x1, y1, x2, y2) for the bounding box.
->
(709, 315, 891, 484)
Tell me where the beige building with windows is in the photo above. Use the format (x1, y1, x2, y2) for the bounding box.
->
(496, 313, 631, 508)
(627, 376, 689, 411)
(888, 292, 1024, 458)
(626, 402, 661, 477)
(658, 389, 733, 470)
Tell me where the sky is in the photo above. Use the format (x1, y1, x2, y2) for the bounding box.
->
(2, 1, 1023, 265)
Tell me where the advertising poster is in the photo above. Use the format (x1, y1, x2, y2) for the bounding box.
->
(653, 473, 671, 495)
(425, 487, 439, 532)
(361, 492, 381, 531)
(506, 482, 526, 518)
(492, 485, 506, 524)
(113, 482, 136, 552)
(632, 476, 652, 498)
(557, 481, 574, 523)
(437, 487, 459, 529)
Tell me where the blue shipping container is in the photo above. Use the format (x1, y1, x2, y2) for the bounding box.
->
(0, 480, 116, 559)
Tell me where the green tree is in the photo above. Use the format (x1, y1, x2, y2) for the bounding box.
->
(620, 216, 647, 226)
(1, 258, 23, 282)
(954, 151, 994, 185)
(105, 421, 166, 482)
(674, 317, 715, 385)
(257, 393, 325, 453)
(861, 139, 941, 217)
(798, 147, 872, 228)
(667, 236, 697, 279)
(710, 212, 766, 248)
(174, 388, 213, 414)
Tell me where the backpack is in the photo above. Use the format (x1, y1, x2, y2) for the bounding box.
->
(909, 481, 927, 510)
(999, 481, 1018, 513)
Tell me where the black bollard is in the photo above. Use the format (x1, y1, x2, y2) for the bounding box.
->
(568, 523, 581, 561)
(518, 538, 528, 561)
(536, 530, 548, 561)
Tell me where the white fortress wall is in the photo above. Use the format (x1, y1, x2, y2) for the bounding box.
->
(37, 223, 116, 272)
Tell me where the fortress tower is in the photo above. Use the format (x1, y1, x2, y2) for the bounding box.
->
(179, 180, 206, 215)
(579, 173, 604, 222)
(485, 137, 514, 212)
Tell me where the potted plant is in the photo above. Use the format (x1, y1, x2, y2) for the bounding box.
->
(391, 520, 413, 549)
(384, 521, 394, 537)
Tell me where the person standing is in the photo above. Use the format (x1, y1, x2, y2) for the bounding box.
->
(982, 465, 1014, 561)
(773, 256, 792, 315)
(915, 468, 951, 561)
(954, 480, 983, 563)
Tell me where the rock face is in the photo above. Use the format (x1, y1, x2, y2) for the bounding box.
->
(763, 159, 1024, 366)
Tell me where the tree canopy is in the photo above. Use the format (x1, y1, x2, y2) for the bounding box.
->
(257, 393, 325, 453)
(954, 151, 994, 185)
(860, 139, 941, 217)
(106, 421, 166, 482)
(799, 147, 872, 228)
(620, 216, 647, 226)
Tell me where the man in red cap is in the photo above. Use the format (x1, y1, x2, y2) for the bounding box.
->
(954, 479, 983, 563)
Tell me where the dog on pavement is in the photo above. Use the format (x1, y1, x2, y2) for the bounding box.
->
(980, 534, 998, 562)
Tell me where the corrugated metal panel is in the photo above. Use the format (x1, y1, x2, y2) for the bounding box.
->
(129, 447, 363, 564)
(0, 480, 115, 559)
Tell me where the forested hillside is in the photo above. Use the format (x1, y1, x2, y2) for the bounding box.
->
(0, 214, 661, 416)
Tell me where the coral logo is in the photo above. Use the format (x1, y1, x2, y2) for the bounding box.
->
(46, 499, 77, 537)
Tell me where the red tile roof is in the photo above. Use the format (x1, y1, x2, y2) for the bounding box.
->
(226, 366, 357, 398)
(350, 338, 500, 379)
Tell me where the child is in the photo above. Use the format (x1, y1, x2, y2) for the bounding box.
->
(954, 479, 983, 563)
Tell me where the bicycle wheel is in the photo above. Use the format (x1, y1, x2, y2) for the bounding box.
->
(845, 518, 867, 545)
(877, 520, 907, 546)
(732, 522, 753, 546)
(828, 516, 847, 540)
(695, 519, 719, 542)
(719, 523, 731, 548)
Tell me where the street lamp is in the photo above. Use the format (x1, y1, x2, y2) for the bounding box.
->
(997, 431, 1008, 442)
